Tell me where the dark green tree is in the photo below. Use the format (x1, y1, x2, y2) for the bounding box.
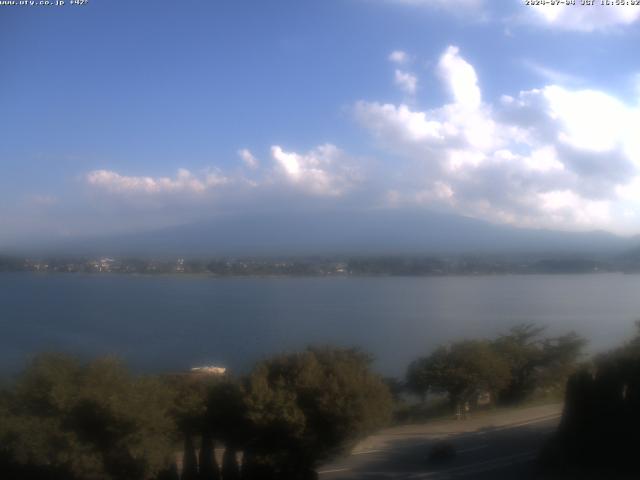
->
(242, 347, 393, 478)
(205, 380, 249, 446)
(493, 325, 586, 404)
(537, 331, 587, 388)
(0, 353, 176, 480)
(202, 380, 246, 478)
(166, 372, 221, 435)
(491, 324, 547, 403)
(165, 371, 225, 480)
(408, 340, 511, 410)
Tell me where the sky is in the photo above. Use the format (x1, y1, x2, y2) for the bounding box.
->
(2, 0, 640, 246)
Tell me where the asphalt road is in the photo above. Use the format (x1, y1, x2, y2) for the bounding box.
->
(318, 404, 563, 480)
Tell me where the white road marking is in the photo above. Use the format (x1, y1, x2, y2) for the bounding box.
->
(485, 413, 560, 433)
(318, 467, 350, 474)
(352, 449, 384, 456)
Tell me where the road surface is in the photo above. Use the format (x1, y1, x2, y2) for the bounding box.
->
(318, 403, 562, 480)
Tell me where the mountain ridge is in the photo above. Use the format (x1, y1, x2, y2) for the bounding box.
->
(8, 209, 638, 258)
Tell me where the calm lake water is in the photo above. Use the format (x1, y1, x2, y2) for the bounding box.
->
(1, 272, 639, 377)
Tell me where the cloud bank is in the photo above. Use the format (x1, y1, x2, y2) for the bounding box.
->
(83, 45, 640, 235)
(526, 3, 640, 32)
(354, 45, 640, 233)
(380, 0, 640, 32)
(86, 144, 362, 209)
(86, 169, 229, 196)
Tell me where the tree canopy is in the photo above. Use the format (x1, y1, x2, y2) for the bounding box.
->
(241, 347, 393, 478)
(406, 325, 586, 408)
(407, 340, 510, 407)
(493, 325, 586, 403)
(0, 354, 176, 480)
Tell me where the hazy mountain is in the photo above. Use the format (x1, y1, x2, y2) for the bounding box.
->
(14, 209, 638, 259)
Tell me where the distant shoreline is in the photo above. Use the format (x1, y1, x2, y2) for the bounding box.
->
(3, 254, 639, 277)
(1, 270, 637, 279)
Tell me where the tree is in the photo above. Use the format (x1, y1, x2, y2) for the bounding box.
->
(201, 380, 246, 479)
(537, 331, 586, 391)
(165, 372, 222, 436)
(491, 324, 547, 403)
(405, 358, 431, 402)
(408, 340, 511, 410)
(204, 379, 248, 446)
(0, 353, 177, 480)
(492, 324, 585, 404)
(242, 347, 393, 478)
(164, 371, 226, 480)
(382, 377, 405, 403)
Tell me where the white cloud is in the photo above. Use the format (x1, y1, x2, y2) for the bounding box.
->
(537, 190, 611, 227)
(388, 50, 409, 64)
(504, 85, 640, 165)
(523, 146, 565, 173)
(86, 168, 228, 196)
(354, 101, 454, 146)
(437, 46, 481, 109)
(523, 3, 640, 32)
(394, 69, 418, 94)
(358, 47, 498, 156)
(271, 144, 358, 196)
(378, 0, 638, 32)
(544, 86, 635, 152)
(86, 144, 361, 205)
(382, 0, 484, 12)
(238, 148, 259, 168)
(354, 44, 640, 233)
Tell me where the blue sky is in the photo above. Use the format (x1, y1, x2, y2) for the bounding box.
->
(2, 0, 640, 245)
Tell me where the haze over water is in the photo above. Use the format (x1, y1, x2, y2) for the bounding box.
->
(2, 272, 639, 377)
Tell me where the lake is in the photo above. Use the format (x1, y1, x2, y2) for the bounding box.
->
(1, 272, 639, 377)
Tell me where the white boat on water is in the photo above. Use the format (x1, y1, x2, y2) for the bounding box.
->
(190, 365, 226, 375)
